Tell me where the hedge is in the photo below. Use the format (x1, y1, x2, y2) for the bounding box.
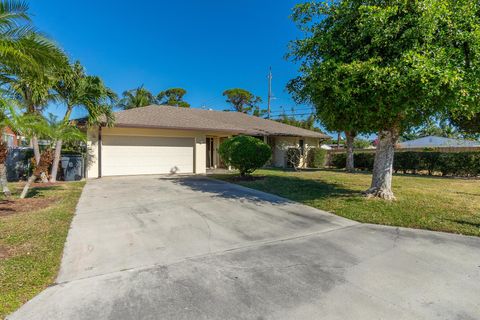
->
(330, 151, 480, 177)
(307, 148, 328, 168)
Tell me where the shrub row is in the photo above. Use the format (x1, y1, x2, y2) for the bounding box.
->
(330, 151, 480, 177)
(307, 148, 328, 168)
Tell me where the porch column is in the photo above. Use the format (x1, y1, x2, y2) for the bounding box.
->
(194, 134, 207, 174)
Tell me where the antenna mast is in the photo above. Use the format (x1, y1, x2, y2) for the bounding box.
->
(267, 67, 272, 119)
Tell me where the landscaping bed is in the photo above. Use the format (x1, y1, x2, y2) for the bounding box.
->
(0, 181, 85, 319)
(212, 169, 480, 237)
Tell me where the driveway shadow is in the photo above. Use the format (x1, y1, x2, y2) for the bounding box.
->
(161, 176, 294, 205)
(164, 174, 358, 205)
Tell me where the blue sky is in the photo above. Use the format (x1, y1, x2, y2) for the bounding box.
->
(30, 0, 313, 120)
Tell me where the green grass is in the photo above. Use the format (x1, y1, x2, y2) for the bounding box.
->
(0, 181, 85, 319)
(212, 169, 480, 237)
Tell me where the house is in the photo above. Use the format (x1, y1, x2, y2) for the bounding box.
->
(86, 105, 330, 178)
(2, 126, 22, 147)
(398, 136, 480, 149)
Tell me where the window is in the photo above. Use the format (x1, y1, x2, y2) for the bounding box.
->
(299, 139, 305, 155)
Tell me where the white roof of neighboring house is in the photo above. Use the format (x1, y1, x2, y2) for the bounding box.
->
(320, 144, 332, 150)
(398, 136, 480, 148)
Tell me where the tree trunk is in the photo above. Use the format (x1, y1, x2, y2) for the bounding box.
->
(0, 163, 11, 197)
(49, 139, 63, 182)
(345, 131, 356, 173)
(50, 107, 73, 183)
(365, 129, 399, 200)
(20, 174, 36, 199)
(31, 136, 49, 183)
(32, 136, 41, 164)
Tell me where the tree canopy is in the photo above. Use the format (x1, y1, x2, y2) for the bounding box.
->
(223, 88, 263, 115)
(157, 88, 190, 108)
(288, 0, 480, 199)
(117, 86, 156, 110)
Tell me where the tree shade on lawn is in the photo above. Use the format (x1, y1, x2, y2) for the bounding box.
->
(287, 0, 480, 200)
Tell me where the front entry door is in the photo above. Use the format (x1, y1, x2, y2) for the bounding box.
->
(206, 137, 214, 168)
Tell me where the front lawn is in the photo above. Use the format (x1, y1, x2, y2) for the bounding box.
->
(212, 169, 480, 237)
(0, 181, 85, 319)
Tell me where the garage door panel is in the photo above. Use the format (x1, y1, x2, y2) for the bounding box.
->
(104, 136, 194, 148)
(102, 135, 194, 176)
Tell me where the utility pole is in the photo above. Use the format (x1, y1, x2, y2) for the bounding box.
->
(267, 67, 272, 119)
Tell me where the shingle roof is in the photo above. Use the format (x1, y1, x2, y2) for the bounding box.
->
(108, 105, 330, 139)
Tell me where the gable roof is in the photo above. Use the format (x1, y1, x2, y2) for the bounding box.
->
(107, 105, 329, 139)
(398, 136, 480, 148)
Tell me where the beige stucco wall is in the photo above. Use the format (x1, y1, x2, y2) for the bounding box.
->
(86, 127, 235, 178)
(86, 126, 322, 178)
(86, 127, 99, 179)
(272, 136, 320, 168)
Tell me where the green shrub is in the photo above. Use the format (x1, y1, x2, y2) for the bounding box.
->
(355, 152, 375, 171)
(308, 148, 328, 168)
(330, 151, 480, 177)
(331, 153, 347, 169)
(286, 148, 301, 168)
(218, 135, 271, 176)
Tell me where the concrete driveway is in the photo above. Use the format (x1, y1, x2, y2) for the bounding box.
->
(9, 176, 480, 320)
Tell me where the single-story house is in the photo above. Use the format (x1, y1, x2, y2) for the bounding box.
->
(86, 105, 330, 178)
(398, 136, 480, 149)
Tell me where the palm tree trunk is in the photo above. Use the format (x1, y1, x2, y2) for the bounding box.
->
(49, 139, 62, 182)
(50, 107, 73, 183)
(0, 163, 11, 197)
(31, 136, 41, 164)
(20, 174, 36, 199)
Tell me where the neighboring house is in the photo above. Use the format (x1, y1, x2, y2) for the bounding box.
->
(2, 126, 21, 147)
(86, 105, 329, 178)
(398, 136, 480, 149)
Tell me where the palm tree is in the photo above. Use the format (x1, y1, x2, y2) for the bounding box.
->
(5, 46, 67, 180)
(50, 61, 116, 182)
(19, 114, 85, 198)
(0, 0, 67, 79)
(117, 85, 157, 110)
(0, 103, 44, 196)
(8, 68, 57, 179)
(0, 0, 68, 182)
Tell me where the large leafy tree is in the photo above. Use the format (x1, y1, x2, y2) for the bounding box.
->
(449, 113, 480, 138)
(288, 0, 480, 200)
(157, 88, 190, 108)
(223, 88, 263, 115)
(50, 61, 116, 182)
(117, 86, 156, 110)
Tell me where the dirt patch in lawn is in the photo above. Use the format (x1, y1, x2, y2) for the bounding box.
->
(0, 245, 9, 259)
(0, 197, 58, 217)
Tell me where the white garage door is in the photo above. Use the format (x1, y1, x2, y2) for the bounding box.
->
(102, 135, 194, 176)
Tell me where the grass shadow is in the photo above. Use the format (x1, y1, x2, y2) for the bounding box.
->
(209, 172, 360, 204)
(15, 185, 62, 199)
(445, 218, 480, 229)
